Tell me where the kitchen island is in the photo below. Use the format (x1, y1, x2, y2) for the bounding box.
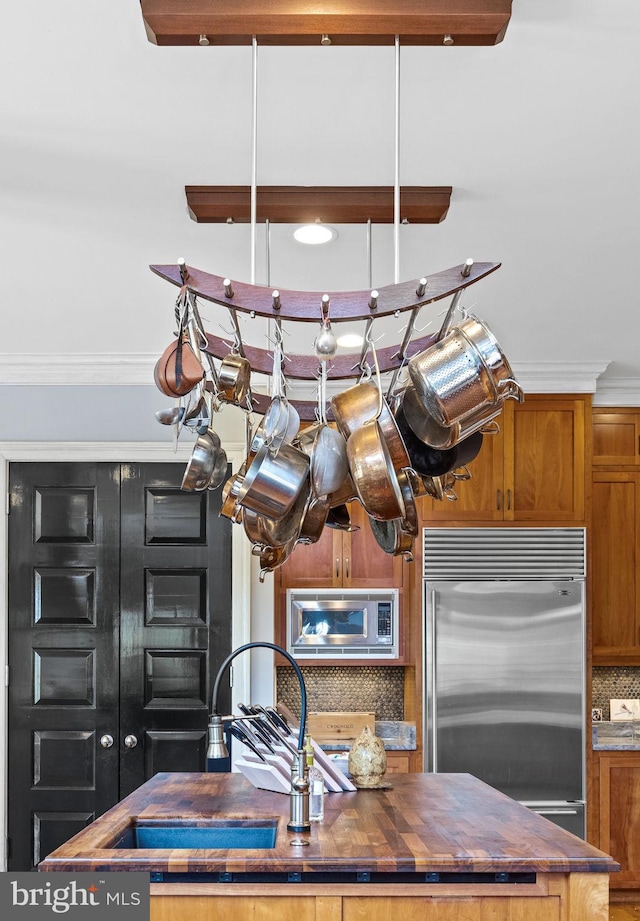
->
(40, 772, 617, 921)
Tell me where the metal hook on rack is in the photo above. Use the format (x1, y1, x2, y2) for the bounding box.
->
(314, 294, 337, 361)
(225, 308, 246, 357)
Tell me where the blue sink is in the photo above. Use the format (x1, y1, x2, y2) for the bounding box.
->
(117, 820, 278, 850)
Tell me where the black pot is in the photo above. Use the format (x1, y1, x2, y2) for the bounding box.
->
(395, 396, 483, 477)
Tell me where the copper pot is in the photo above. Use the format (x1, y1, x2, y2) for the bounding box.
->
(346, 421, 405, 522)
(218, 352, 252, 405)
(368, 468, 418, 559)
(331, 380, 410, 473)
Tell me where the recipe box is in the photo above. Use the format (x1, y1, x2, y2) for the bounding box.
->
(308, 711, 375, 744)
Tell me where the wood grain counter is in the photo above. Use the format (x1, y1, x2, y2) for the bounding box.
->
(40, 772, 618, 921)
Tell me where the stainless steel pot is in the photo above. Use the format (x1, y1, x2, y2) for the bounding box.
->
(407, 314, 523, 427)
(401, 385, 501, 450)
(456, 314, 523, 403)
(236, 441, 310, 521)
(181, 426, 223, 492)
(296, 423, 349, 498)
(251, 395, 300, 455)
(243, 478, 311, 548)
(408, 327, 498, 426)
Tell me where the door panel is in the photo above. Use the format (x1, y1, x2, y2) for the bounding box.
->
(8, 461, 233, 870)
(118, 463, 232, 797)
(8, 463, 121, 870)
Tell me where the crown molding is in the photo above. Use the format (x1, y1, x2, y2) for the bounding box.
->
(0, 353, 157, 386)
(508, 361, 612, 395)
(592, 378, 640, 407)
(2, 354, 637, 404)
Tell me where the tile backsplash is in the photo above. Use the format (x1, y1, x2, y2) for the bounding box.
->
(592, 667, 640, 719)
(276, 666, 405, 721)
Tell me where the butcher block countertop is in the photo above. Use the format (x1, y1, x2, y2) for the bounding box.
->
(39, 772, 616, 878)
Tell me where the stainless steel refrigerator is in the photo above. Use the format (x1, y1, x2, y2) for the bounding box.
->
(423, 528, 586, 838)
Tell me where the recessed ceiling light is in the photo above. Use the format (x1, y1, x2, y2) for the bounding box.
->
(293, 223, 338, 245)
(337, 332, 364, 348)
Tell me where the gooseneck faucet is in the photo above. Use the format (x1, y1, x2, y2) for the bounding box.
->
(207, 641, 310, 833)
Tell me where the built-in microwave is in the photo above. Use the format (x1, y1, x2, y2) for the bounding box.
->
(286, 589, 399, 659)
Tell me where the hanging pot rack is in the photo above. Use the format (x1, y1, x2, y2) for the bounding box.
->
(150, 257, 500, 419)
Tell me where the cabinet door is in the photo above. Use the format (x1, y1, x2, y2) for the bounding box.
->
(342, 501, 405, 587)
(593, 410, 640, 466)
(278, 525, 343, 589)
(598, 753, 640, 888)
(592, 472, 640, 662)
(507, 397, 586, 521)
(421, 424, 506, 522)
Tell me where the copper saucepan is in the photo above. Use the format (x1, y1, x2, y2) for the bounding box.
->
(368, 468, 418, 559)
(346, 421, 405, 522)
(331, 380, 410, 473)
(218, 352, 252, 405)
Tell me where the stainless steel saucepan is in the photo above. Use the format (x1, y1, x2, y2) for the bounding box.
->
(236, 441, 310, 521)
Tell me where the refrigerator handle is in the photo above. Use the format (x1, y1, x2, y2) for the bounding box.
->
(430, 589, 438, 773)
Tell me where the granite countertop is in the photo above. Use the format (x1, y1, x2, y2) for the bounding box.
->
(592, 720, 640, 750)
(39, 772, 617, 877)
(320, 720, 416, 751)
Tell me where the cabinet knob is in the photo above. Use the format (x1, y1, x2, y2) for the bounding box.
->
(345, 557, 350, 579)
(100, 734, 114, 749)
(124, 734, 138, 749)
(506, 489, 512, 511)
(336, 557, 340, 579)
(496, 489, 502, 510)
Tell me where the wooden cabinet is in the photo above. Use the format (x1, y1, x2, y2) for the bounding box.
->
(593, 409, 640, 466)
(597, 752, 640, 889)
(277, 501, 404, 589)
(385, 752, 411, 773)
(592, 471, 640, 663)
(422, 396, 587, 523)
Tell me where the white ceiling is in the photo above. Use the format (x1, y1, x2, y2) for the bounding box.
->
(1, 0, 639, 403)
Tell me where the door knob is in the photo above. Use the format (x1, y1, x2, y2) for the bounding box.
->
(100, 734, 114, 749)
(124, 734, 138, 749)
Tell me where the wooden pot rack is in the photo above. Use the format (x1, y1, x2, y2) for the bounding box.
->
(151, 259, 501, 420)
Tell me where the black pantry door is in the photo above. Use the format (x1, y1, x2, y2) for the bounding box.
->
(7, 461, 232, 871)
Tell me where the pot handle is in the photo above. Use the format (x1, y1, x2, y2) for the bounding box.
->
(480, 420, 501, 436)
(497, 378, 525, 403)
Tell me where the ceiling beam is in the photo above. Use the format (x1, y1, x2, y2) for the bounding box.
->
(140, 1, 513, 47)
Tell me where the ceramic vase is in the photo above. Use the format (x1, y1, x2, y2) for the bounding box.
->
(348, 725, 387, 788)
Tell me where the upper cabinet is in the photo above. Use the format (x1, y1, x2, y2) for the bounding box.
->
(591, 407, 640, 664)
(277, 501, 405, 590)
(593, 409, 640, 466)
(422, 396, 587, 523)
(592, 471, 640, 663)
